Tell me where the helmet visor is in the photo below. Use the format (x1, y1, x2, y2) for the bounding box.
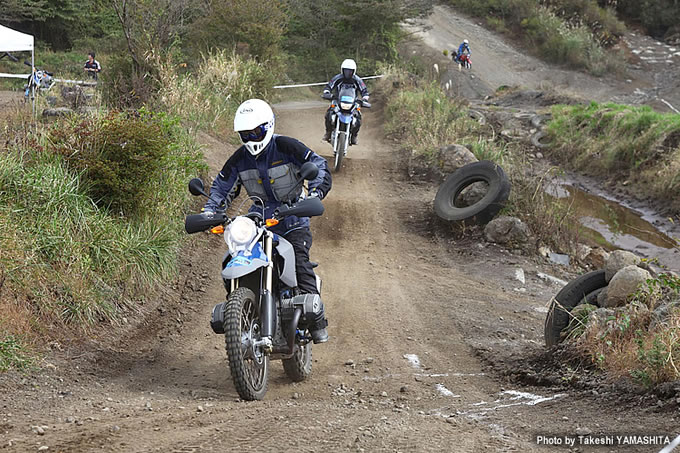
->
(238, 124, 267, 142)
(342, 68, 354, 79)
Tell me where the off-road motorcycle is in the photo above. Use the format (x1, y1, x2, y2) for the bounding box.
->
(322, 84, 371, 172)
(23, 60, 55, 100)
(456, 51, 472, 71)
(184, 162, 325, 401)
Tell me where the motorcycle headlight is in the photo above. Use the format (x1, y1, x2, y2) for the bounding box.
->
(340, 102, 353, 110)
(225, 216, 257, 250)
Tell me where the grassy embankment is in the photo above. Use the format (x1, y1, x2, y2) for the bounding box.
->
(379, 65, 580, 252)
(0, 52, 270, 371)
(445, 0, 625, 76)
(545, 102, 680, 216)
(566, 273, 680, 387)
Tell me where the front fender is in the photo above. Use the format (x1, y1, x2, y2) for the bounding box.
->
(221, 243, 269, 281)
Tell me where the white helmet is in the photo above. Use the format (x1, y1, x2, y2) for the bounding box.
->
(341, 58, 357, 79)
(234, 99, 275, 156)
(463, 39, 469, 45)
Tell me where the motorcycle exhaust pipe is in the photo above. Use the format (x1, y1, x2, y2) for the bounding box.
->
(287, 308, 302, 354)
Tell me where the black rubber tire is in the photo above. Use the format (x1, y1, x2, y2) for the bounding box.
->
(531, 130, 550, 149)
(282, 339, 313, 382)
(544, 270, 607, 348)
(333, 131, 346, 172)
(530, 113, 552, 129)
(433, 160, 511, 225)
(224, 287, 269, 401)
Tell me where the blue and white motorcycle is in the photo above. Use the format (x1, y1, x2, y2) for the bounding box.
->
(322, 84, 370, 172)
(184, 163, 325, 401)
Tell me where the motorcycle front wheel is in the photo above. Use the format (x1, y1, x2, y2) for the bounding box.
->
(224, 287, 269, 400)
(333, 131, 347, 172)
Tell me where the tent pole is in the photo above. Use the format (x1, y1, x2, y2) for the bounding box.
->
(31, 49, 35, 116)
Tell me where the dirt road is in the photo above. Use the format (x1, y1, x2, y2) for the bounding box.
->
(2, 6, 680, 453)
(404, 4, 680, 112)
(1, 100, 677, 452)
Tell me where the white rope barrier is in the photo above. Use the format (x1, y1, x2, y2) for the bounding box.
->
(273, 74, 384, 89)
(0, 73, 30, 78)
(53, 78, 97, 86)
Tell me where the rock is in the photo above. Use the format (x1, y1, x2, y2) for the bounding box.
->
(381, 391, 388, 397)
(197, 405, 204, 412)
(65, 417, 76, 424)
(32, 426, 46, 435)
(605, 250, 641, 282)
(400, 386, 409, 393)
(538, 246, 551, 258)
(345, 360, 355, 366)
(585, 247, 609, 269)
(604, 265, 651, 307)
(292, 392, 300, 400)
(459, 181, 488, 206)
(549, 253, 570, 266)
(363, 357, 374, 364)
(38, 447, 49, 451)
(651, 299, 680, 328)
(484, 216, 531, 245)
(536, 152, 544, 159)
(42, 107, 73, 117)
(437, 144, 477, 175)
(576, 244, 592, 262)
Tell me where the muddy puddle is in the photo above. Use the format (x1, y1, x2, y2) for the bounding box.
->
(546, 179, 680, 271)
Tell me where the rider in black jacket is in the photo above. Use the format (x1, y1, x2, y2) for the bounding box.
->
(203, 99, 332, 343)
(322, 59, 369, 145)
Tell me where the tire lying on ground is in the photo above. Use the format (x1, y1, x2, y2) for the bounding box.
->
(531, 130, 550, 149)
(434, 160, 511, 225)
(544, 270, 607, 348)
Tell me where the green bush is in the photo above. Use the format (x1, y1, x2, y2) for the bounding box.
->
(48, 111, 175, 217)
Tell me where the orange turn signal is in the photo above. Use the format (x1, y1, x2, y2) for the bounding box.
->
(266, 218, 279, 227)
(211, 225, 225, 234)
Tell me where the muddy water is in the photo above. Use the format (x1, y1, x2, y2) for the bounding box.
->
(546, 180, 680, 271)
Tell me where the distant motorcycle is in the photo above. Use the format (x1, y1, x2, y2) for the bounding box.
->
(456, 52, 472, 71)
(23, 60, 55, 100)
(322, 84, 370, 172)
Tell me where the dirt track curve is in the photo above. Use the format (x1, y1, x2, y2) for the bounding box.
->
(2, 5, 680, 452)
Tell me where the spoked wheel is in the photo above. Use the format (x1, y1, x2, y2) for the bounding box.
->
(224, 287, 269, 400)
(282, 332, 313, 382)
(333, 131, 347, 172)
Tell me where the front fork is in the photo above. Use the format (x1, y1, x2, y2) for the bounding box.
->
(260, 233, 276, 345)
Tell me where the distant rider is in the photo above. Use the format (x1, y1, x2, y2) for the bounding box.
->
(202, 99, 332, 344)
(454, 39, 471, 63)
(322, 59, 369, 146)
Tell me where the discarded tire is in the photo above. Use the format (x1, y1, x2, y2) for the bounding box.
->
(531, 130, 550, 149)
(434, 160, 511, 225)
(544, 270, 607, 348)
(530, 113, 551, 129)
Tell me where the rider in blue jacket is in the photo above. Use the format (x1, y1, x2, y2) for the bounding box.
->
(454, 39, 471, 62)
(202, 99, 332, 343)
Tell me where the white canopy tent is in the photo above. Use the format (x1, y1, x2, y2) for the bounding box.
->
(0, 24, 35, 111)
